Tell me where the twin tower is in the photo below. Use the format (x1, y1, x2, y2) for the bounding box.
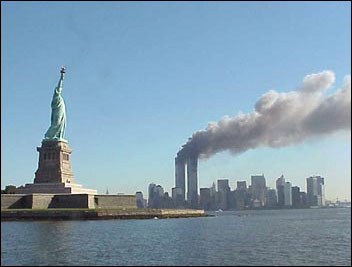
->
(174, 153, 198, 209)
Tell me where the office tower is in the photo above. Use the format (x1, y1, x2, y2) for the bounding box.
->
(284, 181, 292, 207)
(172, 187, 184, 208)
(234, 181, 249, 210)
(217, 179, 230, 210)
(210, 182, 216, 197)
(135, 191, 145, 208)
(148, 183, 164, 208)
(306, 175, 325, 207)
(237, 181, 247, 190)
(291, 186, 301, 208)
(265, 188, 277, 208)
(148, 183, 156, 208)
(251, 175, 266, 207)
(228, 190, 236, 210)
(175, 157, 186, 204)
(187, 155, 199, 209)
(276, 175, 285, 207)
(162, 192, 174, 208)
(209, 182, 217, 210)
(299, 192, 308, 207)
(200, 188, 212, 211)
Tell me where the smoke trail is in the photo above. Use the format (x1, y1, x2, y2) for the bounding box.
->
(179, 71, 351, 159)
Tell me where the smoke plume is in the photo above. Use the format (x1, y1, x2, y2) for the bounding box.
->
(178, 70, 351, 159)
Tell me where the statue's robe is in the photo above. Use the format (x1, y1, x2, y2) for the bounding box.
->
(44, 83, 66, 140)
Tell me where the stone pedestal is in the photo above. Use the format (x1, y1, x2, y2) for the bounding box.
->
(34, 140, 74, 184)
(15, 183, 97, 195)
(15, 140, 97, 195)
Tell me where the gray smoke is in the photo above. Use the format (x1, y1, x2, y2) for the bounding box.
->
(178, 70, 351, 159)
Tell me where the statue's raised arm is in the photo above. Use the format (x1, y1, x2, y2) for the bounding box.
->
(44, 67, 67, 142)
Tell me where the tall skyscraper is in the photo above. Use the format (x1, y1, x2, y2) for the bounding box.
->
(210, 182, 216, 197)
(265, 189, 277, 208)
(284, 181, 292, 207)
(175, 157, 186, 205)
(148, 183, 156, 208)
(135, 191, 146, 208)
(291, 186, 301, 208)
(251, 175, 266, 207)
(276, 175, 285, 207)
(237, 181, 247, 190)
(306, 175, 325, 207)
(217, 179, 230, 210)
(200, 188, 212, 211)
(187, 155, 198, 209)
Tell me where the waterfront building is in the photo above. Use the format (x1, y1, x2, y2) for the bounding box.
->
(237, 181, 247, 190)
(291, 186, 301, 208)
(228, 190, 236, 210)
(148, 183, 157, 207)
(148, 183, 164, 208)
(187, 155, 199, 209)
(136, 191, 146, 208)
(265, 188, 277, 208)
(172, 187, 185, 208)
(217, 179, 230, 210)
(276, 175, 285, 207)
(284, 181, 292, 207)
(251, 175, 266, 207)
(200, 188, 212, 210)
(299, 192, 308, 207)
(306, 175, 325, 207)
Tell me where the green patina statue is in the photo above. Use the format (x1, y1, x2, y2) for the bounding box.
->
(44, 67, 67, 142)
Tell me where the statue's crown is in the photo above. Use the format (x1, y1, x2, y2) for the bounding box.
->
(60, 66, 66, 73)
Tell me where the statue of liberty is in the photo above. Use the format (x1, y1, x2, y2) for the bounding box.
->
(44, 67, 67, 142)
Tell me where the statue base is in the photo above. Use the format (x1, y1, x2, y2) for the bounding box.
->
(34, 140, 74, 184)
(15, 139, 97, 195)
(15, 182, 97, 195)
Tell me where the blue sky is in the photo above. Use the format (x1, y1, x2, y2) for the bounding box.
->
(1, 2, 351, 200)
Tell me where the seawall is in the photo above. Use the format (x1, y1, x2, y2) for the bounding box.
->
(1, 208, 205, 221)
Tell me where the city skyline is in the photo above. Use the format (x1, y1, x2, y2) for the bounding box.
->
(1, 2, 351, 201)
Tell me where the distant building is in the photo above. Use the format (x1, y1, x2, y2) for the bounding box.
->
(265, 189, 277, 208)
(209, 182, 217, 210)
(217, 179, 230, 210)
(306, 175, 325, 207)
(284, 182, 292, 207)
(135, 191, 146, 208)
(291, 186, 301, 208)
(228, 190, 236, 210)
(172, 187, 185, 208)
(210, 182, 216, 196)
(200, 188, 212, 210)
(175, 157, 186, 204)
(276, 175, 285, 207)
(234, 181, 251, 210)
(148, 183, 156, 207)
(162, 192, 174, 208)
(251, 175, 266, 207)
(187, 155, 199, 209)
(148, 183, 164, 208)
(298, 192, 308, 208)
(237, 181, 247, 190)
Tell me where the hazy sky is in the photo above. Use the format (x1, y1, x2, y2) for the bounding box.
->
(1, 2, 351, 200)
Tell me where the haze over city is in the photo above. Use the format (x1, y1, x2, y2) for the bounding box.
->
(1, 2, 351, 202)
